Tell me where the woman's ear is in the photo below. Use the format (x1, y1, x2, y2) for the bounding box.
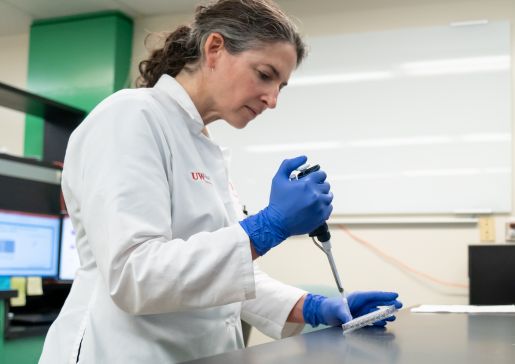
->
(204, 32, 225, 69)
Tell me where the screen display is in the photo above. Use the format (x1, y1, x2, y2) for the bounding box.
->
(58, 216, 80, 280)
(0, 210, 60, 277)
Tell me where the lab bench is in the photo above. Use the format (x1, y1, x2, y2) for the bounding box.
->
(184, 309, 515, 364)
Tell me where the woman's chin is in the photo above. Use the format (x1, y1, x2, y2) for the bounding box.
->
(226, 117, 252, 129)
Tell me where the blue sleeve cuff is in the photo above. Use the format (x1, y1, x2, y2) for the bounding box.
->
(239, 207, 288, 256)
(302, 293, 327, 327)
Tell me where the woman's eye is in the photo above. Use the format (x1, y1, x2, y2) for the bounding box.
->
(258, 71, 271, 81)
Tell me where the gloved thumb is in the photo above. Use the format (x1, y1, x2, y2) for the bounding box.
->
(277, 155, 307, 178)
(338, 305, 353, 324)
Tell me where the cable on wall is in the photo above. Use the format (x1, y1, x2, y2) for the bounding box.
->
(336, 224, 469, 289)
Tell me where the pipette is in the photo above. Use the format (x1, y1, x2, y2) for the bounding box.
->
(291, 164, 353, 319)
(309, 223, 353, 320)
(309, 223, 344, 294)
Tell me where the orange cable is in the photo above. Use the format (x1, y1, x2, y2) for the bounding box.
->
(336, 224, 469, 289)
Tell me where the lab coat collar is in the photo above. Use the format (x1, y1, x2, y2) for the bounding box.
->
(154, 74, 205, 134)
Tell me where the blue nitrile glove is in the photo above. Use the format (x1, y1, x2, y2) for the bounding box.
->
(239, 156, 333, 256)
(303, 291, 403, 328)
(347, 291, 403, 327)
(303, 294, 352, 327)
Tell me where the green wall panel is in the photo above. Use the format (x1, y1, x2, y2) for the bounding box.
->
(24, 115, 44, 159)
(24, 11, 133, 159)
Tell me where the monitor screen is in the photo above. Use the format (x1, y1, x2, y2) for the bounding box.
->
(0, 209, 60, 277)
(58, 216, 80, 281)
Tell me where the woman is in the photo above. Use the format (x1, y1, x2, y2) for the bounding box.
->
(40, 1, 401, 363)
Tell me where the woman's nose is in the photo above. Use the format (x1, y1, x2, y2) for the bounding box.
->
(262, 87, 279, 109)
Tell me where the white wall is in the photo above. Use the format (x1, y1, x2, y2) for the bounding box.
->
(131, 13, 192, 87)
(261, 0, 515, 345)
(0, 32, 29, 156)
(251, 0, 515, 344)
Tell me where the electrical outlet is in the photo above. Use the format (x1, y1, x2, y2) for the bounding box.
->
(505, 220, 515, 242)
(478, 216, 495, 243)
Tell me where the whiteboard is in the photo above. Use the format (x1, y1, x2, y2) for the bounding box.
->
(208, 22, 512, 215)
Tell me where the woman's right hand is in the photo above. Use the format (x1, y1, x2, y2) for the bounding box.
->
(239, 155, 333, 256)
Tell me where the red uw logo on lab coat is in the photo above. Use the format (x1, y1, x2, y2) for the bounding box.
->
(191, 172, 212, 184)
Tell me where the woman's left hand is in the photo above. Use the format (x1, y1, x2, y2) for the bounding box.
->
(302, 291, 402, 327)
(347, 291, 403, 326)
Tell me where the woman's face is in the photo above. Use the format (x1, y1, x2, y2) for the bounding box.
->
(207, 41, 297, 128)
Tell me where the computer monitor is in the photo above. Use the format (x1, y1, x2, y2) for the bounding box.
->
(58, 215, 80, 281)
(0, 209, 60, 277)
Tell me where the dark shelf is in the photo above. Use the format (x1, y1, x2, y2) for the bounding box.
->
(0, 81, 87, 162)
(4, 324, 50, 340)
(0, 290, 18, 300)
(0, 81, 86, 127)
(2, 283, 71, 340)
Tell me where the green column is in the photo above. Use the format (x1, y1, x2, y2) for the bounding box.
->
(24, 11, 133, 159)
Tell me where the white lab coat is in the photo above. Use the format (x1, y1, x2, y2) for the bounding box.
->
(39, 75, 305, 364)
